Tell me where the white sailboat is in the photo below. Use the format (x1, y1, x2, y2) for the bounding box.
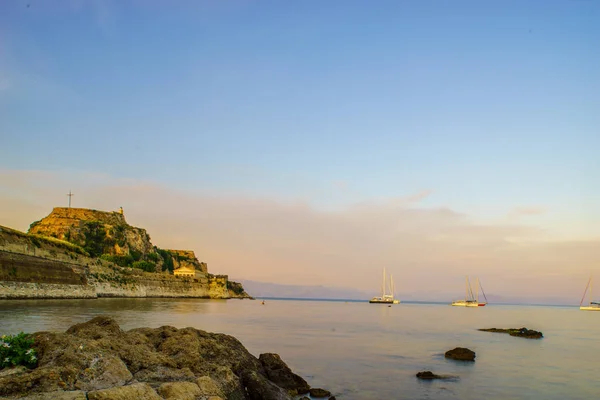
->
(579, 276, 600, 311)
(451, 276, 487, 307)
(369, 267, 400, 304)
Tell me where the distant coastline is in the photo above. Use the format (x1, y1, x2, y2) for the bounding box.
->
(253, 296, 579, 307)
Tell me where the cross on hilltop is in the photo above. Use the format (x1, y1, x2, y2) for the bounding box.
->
(67, 190, 74, 208)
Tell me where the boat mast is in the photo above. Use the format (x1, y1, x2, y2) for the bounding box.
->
(479, 280, 489, 304)
(465, 276, 468, 300)
(382, 267, 386, 297)
(466, 276, 475, 301)
(580, 276, 592, 306)
(476, 277, 479, 302)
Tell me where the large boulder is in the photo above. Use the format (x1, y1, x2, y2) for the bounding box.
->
(0, 316, 330, 400)
(73, 354, 132, 391)
(205, 365, 245, 400)
(196, 376, 225, 397)
(259, 353, 310, 395)
(157, 381, 202, 400)
(241, 370, 292, 400)
(0, 366, 77, 397)
(87, 382, 161, 400)
(445, 347, 476, 361)
(133, 365, 195, 383)
(66, 316, 123, 340)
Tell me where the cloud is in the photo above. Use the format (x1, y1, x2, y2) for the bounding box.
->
(331, 181, 348, 191)
(508, 206, 545, 218)
(1, 169, 598, 303)
(405, 189, 432, 203)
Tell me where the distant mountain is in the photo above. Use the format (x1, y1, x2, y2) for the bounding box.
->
(234, 279, 372, 300)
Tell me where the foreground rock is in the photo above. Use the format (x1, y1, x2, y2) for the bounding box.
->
(478, 327, 543, 339)
(259, 353, 310, 395)
(0, 316, 328, 399)
(309, 388, 331, 397)
(444, 347, 476, 361)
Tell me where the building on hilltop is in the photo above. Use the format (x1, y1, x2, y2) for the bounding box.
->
(174, 265, 202, 278)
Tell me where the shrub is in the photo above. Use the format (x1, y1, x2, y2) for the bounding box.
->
(146, 252, 159, 262)
(83, 222, 107, 257)
(130, 250, 142, 262)
(28, 220, 41, 231)
(132, 261, 156, 273)
(156, 248, 174, 273)
(227, 280, 246, 295)
(100, 254, 134, 268)
(29, 237, 42, 248)
(0, 333, 37, 369)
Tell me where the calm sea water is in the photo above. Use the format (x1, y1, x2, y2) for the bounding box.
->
(1, 298, 598, 400)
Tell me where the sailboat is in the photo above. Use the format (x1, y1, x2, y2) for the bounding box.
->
(579, 276, 600, 311)
(369, 268, 400, 304)
(451, 276, 487, 307)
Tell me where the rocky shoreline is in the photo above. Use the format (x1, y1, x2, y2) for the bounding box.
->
(0, 317, 332, 400)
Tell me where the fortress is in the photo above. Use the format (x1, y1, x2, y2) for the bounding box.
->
(0, 206, 250, 299)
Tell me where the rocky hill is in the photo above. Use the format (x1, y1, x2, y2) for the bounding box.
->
(29, 207, 167, 272)
(0, 207, 251, 300)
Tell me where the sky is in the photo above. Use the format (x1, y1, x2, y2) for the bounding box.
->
(1, 0, 599, 303)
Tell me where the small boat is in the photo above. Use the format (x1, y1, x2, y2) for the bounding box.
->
(369, 267, 400, 304)
(579, 276, 600, 311)
(451, 276, 487, 307)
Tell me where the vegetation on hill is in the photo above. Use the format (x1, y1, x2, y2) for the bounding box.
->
(25, 208, 211, 277)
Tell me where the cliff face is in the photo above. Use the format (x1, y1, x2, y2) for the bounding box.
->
(29, 207, 156, 264)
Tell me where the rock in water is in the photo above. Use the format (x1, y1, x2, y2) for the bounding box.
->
(444, 347, 476, 361)
(478, 327, 543, 339)
(416, 371, 443, 379)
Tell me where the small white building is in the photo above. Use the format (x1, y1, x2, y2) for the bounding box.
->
(173, 265, 196, 277)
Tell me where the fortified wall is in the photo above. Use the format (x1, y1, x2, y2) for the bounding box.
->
(168, 249, 209, 274)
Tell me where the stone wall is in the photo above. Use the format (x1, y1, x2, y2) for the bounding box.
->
(0, 281, 97, 299)
(208, 275, 230, 298)
(93, 271, 215, 298)
(0, 251, 87, 285)
(168, 249, 208, 274)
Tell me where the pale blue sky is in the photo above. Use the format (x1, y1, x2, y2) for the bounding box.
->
(1, 0, 599, 225)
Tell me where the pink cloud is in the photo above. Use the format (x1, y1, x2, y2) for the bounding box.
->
(1, 169, 598, 303)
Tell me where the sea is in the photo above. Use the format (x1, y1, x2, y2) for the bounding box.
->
(1, 298, 598, 400)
